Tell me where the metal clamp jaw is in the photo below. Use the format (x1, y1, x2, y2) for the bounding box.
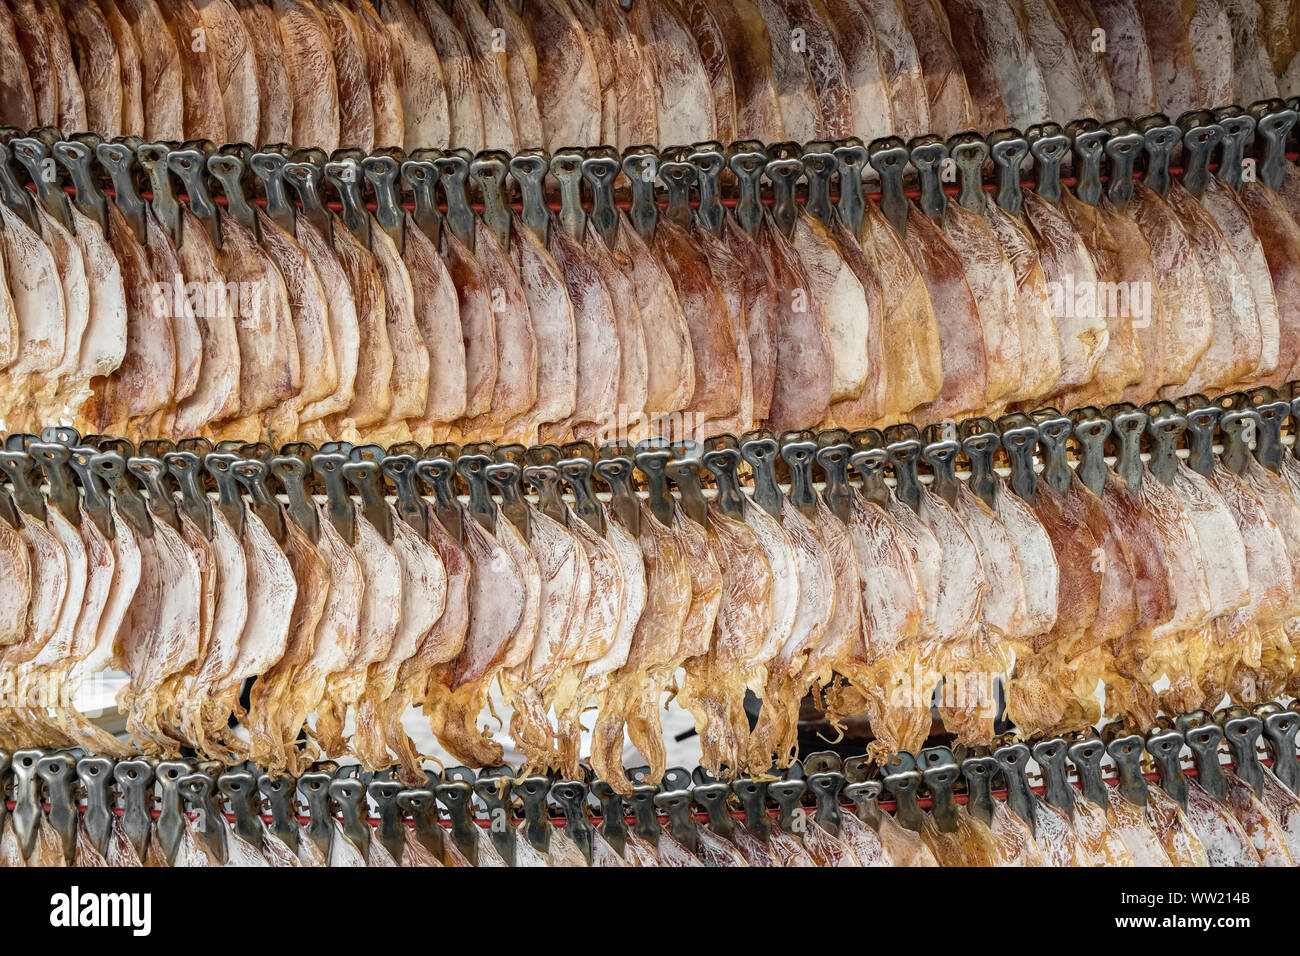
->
(730, 777, 771, 843)
(551, 780, 596, 864)
(1259, 707, 1300, 794)
(919, 747, 961, 833)
(257, 773, 300, 854)
(1144, 728, 1189, 810)
(1031, 738, 1076, 822)
(1106, 733, 1150, 808)
(76, 756, 116, 859)
(881, 751, 925, 832)
(1068, 737, 1110, 810)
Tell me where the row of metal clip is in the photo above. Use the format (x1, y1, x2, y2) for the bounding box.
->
(2, 703, 1295, 866)
(1, 97, 1298, 264)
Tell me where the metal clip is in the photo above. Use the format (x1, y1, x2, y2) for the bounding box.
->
(594, 454, 640, 536)
(1027, 124, 1069, 205)
(1067, 121, 1108, 207)
(75, 756, 116, 859)
(297, 771, 335, 861)
(805, 771, 845, 838)
(808, 444, 848, 522)
(569, 150, 615, 249)
(1072, 414, 1111, 494)
(1106, 733, 1150, 808)
(205, 451, 246, 537)
(885, 431, 924, 513)
(10, 134, 71, 228)
(635, 447, 674, 527)
(1033, 414, 1073, 495)
(380, 453, 428, 537)
(0, 450, 45, 522)
(551, 780, 596, 864)
(1251, 396, 1288, 472)
(343, 457, 393, 544)
(740, 436, 782, 518)
(988, 130, 1028, 215)
(167, 146, 221, 246)
(1178, 114, 1223, 199)
(781, 440, 819, 519)
(801, 141, 837, 226)
(433, 151, 475, 250)
(283, 156, 333, 243)
(869, 136, 910, 233)
(416, 454, 464, 542)
(847, 445, 889, 509)
(726, 141, 767, 239)
(1137, 115, 1181, 197)
(702, 445, 746, 519)
(362, 152, 405, 251)
(456, 453, 497, 533)
(1221, 713, 1266, 798)
(622, 148, 660, 243)
(999, 422, 1039, 501)
(1032, 738, 1077, 821)
(250, 150, 296, 236)
(1102, 125, 1144, 211)
(217, 770, 264, 849)
(1219, 408, 1257, 477)
(114, 758, 155, 861)
(908, 136, 947, 221)
(29, 441, 79, 525)
(882, 752, 925, 832)
(128, 455, 180, 531)
(514, 775, 552, 855)
(471, 150, 513, 250)
(765, 145, 804, 239)
(692, 782, 734, 841)
(91, 451, 153, 536)
(557, 456, 604, 534)
(1068, 737, 1110, 810)
(402, 152, 442, 244)
(1145, 727, 1189, 810)
(658, 149, 696, 230)
(592, 780, 628, 857)
(208, 150, 258, 235)
(995, 743, 1037, 834)
(730, 777, 771, 843)
(268, 452, 317, 543)
(53, 137, 108, 232)
(399, 785, 447, 864)
(257, 773, 299, 854)
(627, 780, 662, 847)
(232, 457, 286, 543)
(154, 760, 193, 865)
(35, 753, 77, 863)
(655, 789, 698, 853)
(551, 149, 587, 241)
(690, 142, 727, 236)
(312, 452, 354, 544)
(1106, 405, 1146, 491)
(1213, 107, 1255, 191)
(472, 769, 517, 866)
(1260, 708, 1300, 794)
(179, 771, 226, 864)
(328, 776, 371, 860)
(833, 140, 868, 234)
(921, 436, 960, 507)
(323, 154, 370, 247)
(0, 139, 38, 229)
(1249, 102, 1297, 192)
(920, 747, 961, 833)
